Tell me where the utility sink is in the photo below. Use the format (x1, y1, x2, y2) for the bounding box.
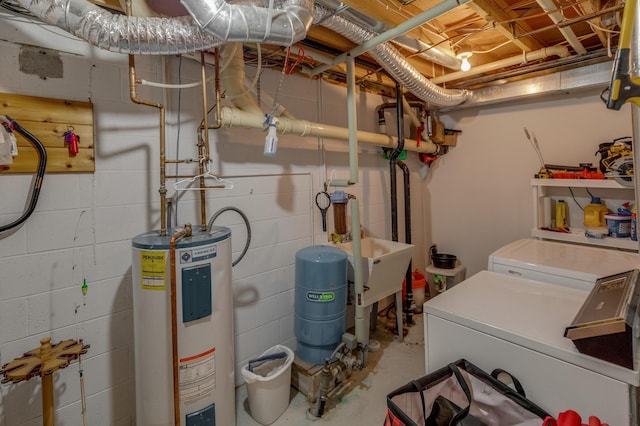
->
(333, 237, 414, 307)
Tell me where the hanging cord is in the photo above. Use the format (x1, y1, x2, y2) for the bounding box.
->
(207, 207, 251, 266)
(72, 209, 89, 426)
(0, 116, 47, 233)
(568, 187, 584, 211)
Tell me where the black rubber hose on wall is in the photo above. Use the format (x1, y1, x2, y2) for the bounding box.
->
(0, 117, 47, 233)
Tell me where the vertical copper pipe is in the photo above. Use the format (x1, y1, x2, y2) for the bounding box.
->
(129, 55, 168, 236)
(169, 224, 191, 426)
(209, 47, 223, 130)
(199, 51, 210, 230)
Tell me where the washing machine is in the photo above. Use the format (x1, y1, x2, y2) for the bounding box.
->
(423, 270, 640, 425)
(488, 238, 640, 290)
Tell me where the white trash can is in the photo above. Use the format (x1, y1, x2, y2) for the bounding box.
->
(241, 345, 294, 425)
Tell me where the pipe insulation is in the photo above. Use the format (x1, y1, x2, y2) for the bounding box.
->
(15, 0, 221, 54)
(219, 107, 439, 153)
(313, 5, 470, 107)
(181, 0, 314, 46)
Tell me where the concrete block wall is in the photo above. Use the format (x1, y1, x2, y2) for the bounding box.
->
(0, 16, 412, 426)
(4, 8, 632, 426)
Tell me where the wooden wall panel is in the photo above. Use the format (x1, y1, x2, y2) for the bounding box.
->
(0, 93, 94, 173)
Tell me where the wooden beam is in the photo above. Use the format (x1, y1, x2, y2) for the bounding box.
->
(468, 0, 543, 52)
(577, 0, 607, 46)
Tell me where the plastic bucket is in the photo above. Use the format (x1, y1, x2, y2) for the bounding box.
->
(605, 214, 632, 238)
(403, 270, 427, 312)
(241, 345, 295, 425)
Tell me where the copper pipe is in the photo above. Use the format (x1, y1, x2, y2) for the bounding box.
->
(129, 55, 168, 236)
(169, 224, 192, 426)
(199, 51, 210, 231)
(209, 47, 223, 130)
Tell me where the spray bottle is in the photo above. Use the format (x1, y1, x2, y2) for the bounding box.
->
(263, 115, 278, 157)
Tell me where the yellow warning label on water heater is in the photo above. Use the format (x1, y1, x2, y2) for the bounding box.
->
(140, 251, 166, 290)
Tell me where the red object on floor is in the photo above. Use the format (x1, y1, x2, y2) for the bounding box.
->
(542, 410, 609, 426)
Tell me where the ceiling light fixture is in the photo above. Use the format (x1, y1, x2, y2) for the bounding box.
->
(456, 51, 473, 72)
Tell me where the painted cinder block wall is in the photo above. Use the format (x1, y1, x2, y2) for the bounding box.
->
(0, 14, 636, 426)
(0, 18, 421, 426)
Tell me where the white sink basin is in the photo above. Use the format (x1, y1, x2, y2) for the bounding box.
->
(333, 237, 414, 307)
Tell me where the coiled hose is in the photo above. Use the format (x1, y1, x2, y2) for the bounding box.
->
(0, 116, 47, 233)
(207, 206, 251, 266)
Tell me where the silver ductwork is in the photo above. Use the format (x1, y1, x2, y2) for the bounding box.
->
(313, 5, 470, 107)
(181, 0, 314, 46)
(13, 0, 314, 53)
(16, 0, 469, 107)
(15, 0, 221, 54)
(314, 0, 460, 70)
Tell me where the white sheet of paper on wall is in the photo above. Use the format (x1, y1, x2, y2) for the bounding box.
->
(0, 124, 13, 165)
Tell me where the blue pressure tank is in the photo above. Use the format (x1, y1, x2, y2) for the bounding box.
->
(294, 246, 347, 365)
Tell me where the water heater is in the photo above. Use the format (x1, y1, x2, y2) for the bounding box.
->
(131, 226, 235, 425)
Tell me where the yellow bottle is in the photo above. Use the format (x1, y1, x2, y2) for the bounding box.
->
(555, 200, 567, 228)
(583, 197, 609, 228)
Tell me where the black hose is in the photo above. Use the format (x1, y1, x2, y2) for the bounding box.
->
(397, 159, 413, 325)
(207, 206, 251, 267)
(389, 83, 405, 243)
(0, 117, 47, 233)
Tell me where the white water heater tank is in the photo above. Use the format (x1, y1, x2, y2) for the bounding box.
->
(131, 226, 235, 426)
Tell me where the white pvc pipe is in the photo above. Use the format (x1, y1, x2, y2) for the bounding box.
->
(431, 45, 571, 84)
(219, 107, 438, 154)
(221, 43, 263, 115)
(350, 199, 366, 346)
(347, 55, 358, 184)
(402, 98, 422, 128)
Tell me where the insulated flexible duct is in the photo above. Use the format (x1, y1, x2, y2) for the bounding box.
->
(14, 0, 313, 54)
(181, 0, 314, 46)
(313, 5, 470, 107)
(15, 0, 220, 54)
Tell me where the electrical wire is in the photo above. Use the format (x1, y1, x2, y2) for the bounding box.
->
(568, 187, 584, 211)
(472, 39, 515, 55)
(207, 207, 251, 266)
(0, 116, 47, 233)
(586, 187, 595, 198)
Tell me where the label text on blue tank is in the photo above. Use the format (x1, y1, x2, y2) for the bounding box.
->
(180, 245, 217, 264)
(306, 291, 335, 302)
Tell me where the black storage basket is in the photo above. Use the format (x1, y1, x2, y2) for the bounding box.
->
(385, 359, 551, 426)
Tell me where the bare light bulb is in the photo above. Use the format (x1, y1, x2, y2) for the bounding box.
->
(456, 50, 473, 72)
(460, 56, 471, 72)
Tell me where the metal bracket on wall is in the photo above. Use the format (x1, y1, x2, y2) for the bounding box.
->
(0, 93, 94, 173)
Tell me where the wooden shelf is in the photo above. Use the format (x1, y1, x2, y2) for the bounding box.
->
(531, 178, 637, 252)
(531, 228, 638, 251)
(531, 178, 633, 189)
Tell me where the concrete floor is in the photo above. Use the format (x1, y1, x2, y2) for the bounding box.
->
(236, 312, 426, 425)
